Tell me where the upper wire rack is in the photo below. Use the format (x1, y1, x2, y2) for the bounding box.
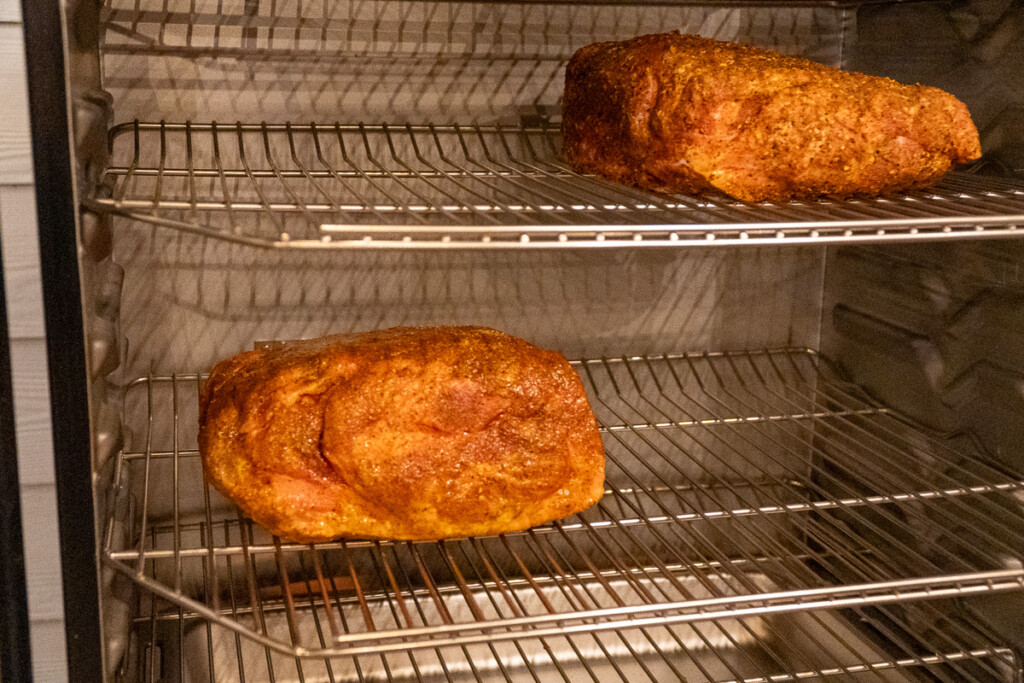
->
(93, 121, 1024, 249)
(102, 348, 1024, 660)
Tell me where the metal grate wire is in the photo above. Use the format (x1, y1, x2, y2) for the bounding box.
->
(100, 0, 858, 54)
(93, 121, 1024, 248)
(103, 348, 1024, 673)
(126, 594, 1018, 682)
(99, 2, 859, 123)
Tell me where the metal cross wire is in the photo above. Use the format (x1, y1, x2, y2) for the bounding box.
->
(91, 121, 1024, 248)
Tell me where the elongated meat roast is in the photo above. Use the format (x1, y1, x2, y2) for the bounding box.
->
(562, 32, 982, 202)
(199, 326, 606, 542)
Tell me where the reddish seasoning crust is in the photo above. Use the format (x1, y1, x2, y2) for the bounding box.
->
(562, 32, 981, 202)
(199, 326, 605, 542)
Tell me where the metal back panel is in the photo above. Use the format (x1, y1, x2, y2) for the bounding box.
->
(101, 1, 853, 123)
(112, 234, 826, 379)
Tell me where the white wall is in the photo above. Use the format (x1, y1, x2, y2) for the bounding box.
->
(0, 0, 70, 680)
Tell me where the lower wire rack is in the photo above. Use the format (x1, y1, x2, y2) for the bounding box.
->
(93, 121, 1024, 248)
(127, 597, 1016, 682)
(103, 349, 1024, 680)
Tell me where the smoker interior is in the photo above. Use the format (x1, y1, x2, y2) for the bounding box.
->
(77, 0, 1024, 680)
(100, 242, 1024, 681)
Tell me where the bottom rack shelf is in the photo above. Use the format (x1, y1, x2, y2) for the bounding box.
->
(104, 349, 1024, 681)
(128, 600, 1015, 682)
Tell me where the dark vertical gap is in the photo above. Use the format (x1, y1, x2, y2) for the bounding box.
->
(0, 232, 33, 683)
(245, 0, 260, 49)
(20, 1, 104, 682)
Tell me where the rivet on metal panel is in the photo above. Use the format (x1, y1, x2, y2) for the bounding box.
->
(101, 568, 134, 676)
(93, 398, 123, 472)
(73, 90, 114, 191)
(95, 260, 125, 322)
(80, 209, 112, 261)
(88, 316, 120, 380)
(101, 496, 135, 673)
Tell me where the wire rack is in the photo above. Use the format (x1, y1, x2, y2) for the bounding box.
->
(101, 0, 855, 57)
(98, 0, 866, 59)
(127, 598, 1018, 682)
(99, 2, 855, 124)
(103, 348, 1024, 673)
(93, 121, 1024, 249)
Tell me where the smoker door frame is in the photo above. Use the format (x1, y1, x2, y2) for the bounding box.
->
(0, 230, 33, 683)
(20, 1, 104, 681)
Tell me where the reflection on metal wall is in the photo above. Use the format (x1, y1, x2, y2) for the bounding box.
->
(101, 0, 852, 122)
(112, 230, 825, 377)
(850, 0, 1024, 176)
